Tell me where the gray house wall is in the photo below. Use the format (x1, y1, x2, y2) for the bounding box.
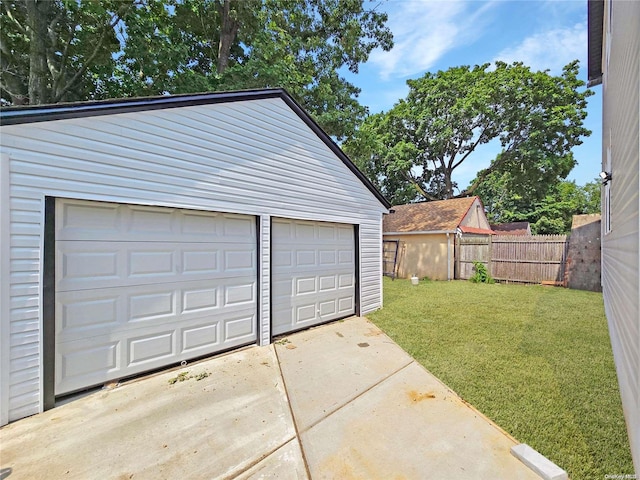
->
(590, 0, 640, 470)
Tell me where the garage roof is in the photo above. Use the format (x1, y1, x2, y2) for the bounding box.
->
(0, 88, 391, 209)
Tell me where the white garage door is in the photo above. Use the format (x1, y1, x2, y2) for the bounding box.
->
(272, 218, 356, 336)
(55, 199, 257, 395)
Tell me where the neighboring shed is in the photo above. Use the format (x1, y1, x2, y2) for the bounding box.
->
(383, 197, 493, 280)
(589, 0, 639, 470)
(0, 89, 390, 425)
(490, 222, 531, 236)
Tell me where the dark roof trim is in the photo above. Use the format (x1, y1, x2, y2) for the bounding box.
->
(0, 88, 286, 125)
(588, 0, 604, 87)
(276, 92, 391, 209)
(0, 88, 391, 209)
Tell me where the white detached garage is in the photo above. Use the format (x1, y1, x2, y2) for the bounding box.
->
(0, 89, 390, 424)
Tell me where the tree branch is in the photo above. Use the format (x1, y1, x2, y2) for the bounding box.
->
(52, 5, 131, 103)
(455, 140, 520, 198)
(0, 77, 28, 104)
(451, 125, 489, 171)
(400, 169, 437, 201)
(0, 36, 12, 57)
(3, 2, 27, 34)
(52, 26, 75, 94)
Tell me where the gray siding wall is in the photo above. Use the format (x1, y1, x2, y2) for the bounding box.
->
(0, 97, 386, 423)
(601, 0, 640, 469)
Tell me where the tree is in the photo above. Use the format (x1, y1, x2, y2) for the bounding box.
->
(1, 0, 138, 105)
(137, 0, 395, 141)
(478, 176, 602, 234)
(1, 0, 393, 141)
(342, 112, 424, 204)
(344, 61, 592, 200)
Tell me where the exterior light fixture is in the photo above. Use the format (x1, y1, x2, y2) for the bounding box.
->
(599, 171, 612, 184)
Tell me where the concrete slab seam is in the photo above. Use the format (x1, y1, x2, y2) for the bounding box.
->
(511, 443, 568, 480)
(273, 343, 313, 480)
(296, 359, 415, 435)
(220, 438, 298, 480)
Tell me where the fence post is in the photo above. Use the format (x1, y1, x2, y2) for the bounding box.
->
(487, 234, 493, 277)
(454, 234, 460, 279)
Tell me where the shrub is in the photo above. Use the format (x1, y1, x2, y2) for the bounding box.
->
(469, 261, 495, 284)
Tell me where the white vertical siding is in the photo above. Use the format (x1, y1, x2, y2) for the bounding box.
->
(259, 215, 271, 346)
(601, 0, 640, 470)
(7, 187, 43, 421)
(0, 96, 387, 423)
(0, 154, 11, 425)
(359, 219, 384, 314)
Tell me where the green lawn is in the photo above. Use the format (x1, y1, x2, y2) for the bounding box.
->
(368, 277, 633, 480)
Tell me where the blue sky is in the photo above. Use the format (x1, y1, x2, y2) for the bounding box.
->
(343, 0, 601, 191)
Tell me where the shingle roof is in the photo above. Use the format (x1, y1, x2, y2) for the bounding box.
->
(459, 225, 495, 235)
(490, 222, 531, 236)
(384, 197, 479, 233)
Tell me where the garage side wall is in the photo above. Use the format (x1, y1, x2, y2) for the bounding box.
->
(0, 97, 386, 423)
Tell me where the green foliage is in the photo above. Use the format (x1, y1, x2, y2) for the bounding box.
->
(1, 0, 135, 105)
(478, 175, 602, 234)
(469, 261, 494, 284)
(369, 278, 634, 479)
(167, 369, 210, 384)
(343, 61, 592, 203)
(1, 0, 393, 140)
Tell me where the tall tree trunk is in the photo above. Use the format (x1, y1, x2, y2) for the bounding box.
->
(217, 0, 239, 74)
(444, 166, 454, 199)
(25, 0, 50, 104)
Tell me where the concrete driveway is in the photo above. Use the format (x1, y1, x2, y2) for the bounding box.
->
(0, 317, 543, 479)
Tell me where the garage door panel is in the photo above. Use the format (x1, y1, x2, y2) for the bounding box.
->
(337, 296, 354, 313)
(128, 331, 175, 366)
(56, 308, 257, 394)
(296, 277, 316, 295)
(224, 249, 255, 272)
(57, 241, 254, 291)
(318, 300, 336, 317)
(319, 275, 336, 291)
(318, 250, 337, 265)
(278, 265, 352, 278)
(272, 218, 355, 336)
(296, 304, 317, 322)
(57, 339, 121, 393)
(57, 279, 256, 343)
(225, 315, 256, 341)
(55, 200, 257, 396)
(182, 287, 218, 313)
(338, 273, 354, 288)
(338, 249, 354, 264)
(57, 200, 256, 243)
(181, 323, 219, 353)
(58, 202, 120, 236)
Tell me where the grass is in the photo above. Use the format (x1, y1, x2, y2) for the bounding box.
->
(368, 277, 634, 480)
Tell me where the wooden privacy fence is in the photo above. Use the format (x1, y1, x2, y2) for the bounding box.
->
(456, 235, 569, 284)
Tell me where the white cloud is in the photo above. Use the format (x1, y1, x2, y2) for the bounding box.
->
(492, 22, 587, 73)
(369, 0, 498, 80)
